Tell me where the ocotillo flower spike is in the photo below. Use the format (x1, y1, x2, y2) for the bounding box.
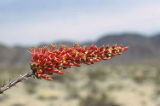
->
(30, 43, 128, 81)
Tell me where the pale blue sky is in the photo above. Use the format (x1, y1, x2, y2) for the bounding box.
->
(1, 0, 160, 46)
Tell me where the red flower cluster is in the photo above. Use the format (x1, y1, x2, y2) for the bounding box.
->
(30, 43, 128, 81)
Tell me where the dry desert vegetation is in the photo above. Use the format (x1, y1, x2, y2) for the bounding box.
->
(0, 62, 160, 106)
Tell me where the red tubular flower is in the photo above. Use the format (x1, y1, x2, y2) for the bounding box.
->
(30, 43, 128, 81)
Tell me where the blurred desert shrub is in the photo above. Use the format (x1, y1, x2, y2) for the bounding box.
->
(132, 71, 147, 83)
(37, 92, 58, 101)
(0, 94, 8, 102)
(110, 63, 160, 84)
(24, 79, 38, 94)
(87, 66, 107, 81)
(154, 87, 160, 97)
(11, 103, 25, 106)
(0, 66, 28, 79)
(153, 65, 160, 84)
(0, 66, 11, 82)
(107, 83, 124, 91)
(65, 84, 80, 100)
(79, 92, 120, 106)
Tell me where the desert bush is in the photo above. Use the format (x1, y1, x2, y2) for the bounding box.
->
(132, 72, 146, 83)
(11, 103, 25, 106)
(79, 92, 121, 106)
(87, 67, 107, 81)
(65, 85, 80, 100)
(37, 90, 58, 101)
(24, 79, 38, 94)
(0, 94, 8, 102)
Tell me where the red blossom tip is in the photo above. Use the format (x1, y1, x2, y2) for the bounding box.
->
(46, 77, 53, 81)
(123, 47, 129, 51)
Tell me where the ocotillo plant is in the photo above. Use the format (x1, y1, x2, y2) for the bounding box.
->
(0, 42, 128, 94)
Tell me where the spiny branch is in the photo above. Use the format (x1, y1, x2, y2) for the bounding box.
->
(0, 71, 34, 94)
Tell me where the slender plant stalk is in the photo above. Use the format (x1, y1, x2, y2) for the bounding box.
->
(0, 71, 34, 94)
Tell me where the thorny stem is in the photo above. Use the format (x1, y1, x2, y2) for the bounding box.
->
(0, 71, 34, 94)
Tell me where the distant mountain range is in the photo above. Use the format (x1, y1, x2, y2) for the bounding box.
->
(0, 33, 160, 66)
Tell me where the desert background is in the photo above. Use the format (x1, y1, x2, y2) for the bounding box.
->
(0, 33, 160, 106)
(1, 0, 160, 106)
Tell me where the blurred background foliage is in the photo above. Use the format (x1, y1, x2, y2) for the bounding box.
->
(0, 34, 160, 106)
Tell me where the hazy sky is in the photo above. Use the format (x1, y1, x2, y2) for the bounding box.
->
(1, 0, 160, 46)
